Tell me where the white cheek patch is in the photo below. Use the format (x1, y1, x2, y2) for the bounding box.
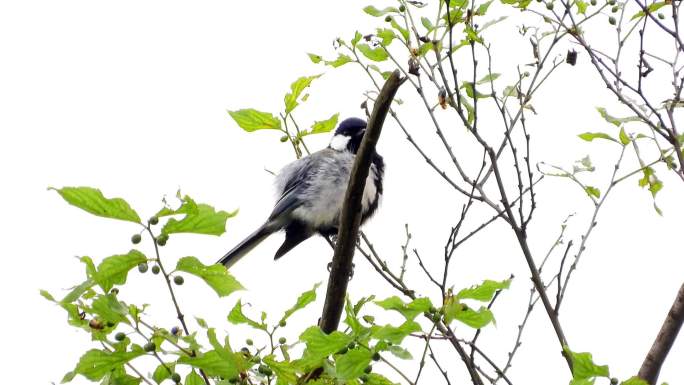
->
(329, 134, 350, 151)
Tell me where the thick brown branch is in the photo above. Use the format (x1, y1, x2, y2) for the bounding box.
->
(319, 69, 404, 333)
(638, 283, 684, 385)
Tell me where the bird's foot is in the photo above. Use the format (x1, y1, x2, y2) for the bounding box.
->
(326, 261, 355, 281)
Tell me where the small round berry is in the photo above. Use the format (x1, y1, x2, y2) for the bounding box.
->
(115, 332, 126, 341)
(372, 352, 381, 361)
(609, 16, 616, 25)
(89, 318, 104, 330)
(278, 337, 287, 344)
(246, 338, 254, 346)
(399, 4, 406, 11)
(546, 2, 554, 9)
(385, 15, 392, 22)
(149, 216, 159, 225)
(143, 342, 156, 352)
(610, 378, 618, 385)
(138, 262, 149, 273)
(658, 12, 665, 19)
(590, 0, 597, 4)
(279, 320, 287, 327)
(337, 347, 348, 355)
(347, 342, 356, 350)
(607, 0, 616, 4)
(364, 365, 373, 374)
(156, 234, 168, 246)
(131, 233, 142, 244)
(151, 265, 161, 275)
(171, 326, 181, 336)
(171, 373, 181, 383)
(173, 275, 184, 285)
(106, 321, 115, 327)
(279, 135, 289, 143)
(258, 365, 272, 376)
(611, 5, 618, 12)
(110, 288, 119, 295)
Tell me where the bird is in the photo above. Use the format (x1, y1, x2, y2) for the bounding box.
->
(218, 117, 384, 268)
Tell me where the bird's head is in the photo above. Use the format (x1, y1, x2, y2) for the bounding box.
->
(329, 117, 367, 154)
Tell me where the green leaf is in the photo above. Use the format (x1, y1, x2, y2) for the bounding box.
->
(357, 44, 388, 62)
(325, 54, 353, 68)
(503, 85, 518, 98)
(50, 186, 141, 224)
(280, 282, 321, 323)
(421, 17, 434, 31)
(184, 371, 204, 385)
(578, 132, 618, 143)
(156, 194, 198, 218)
(388, 345, 412, 360)
(263, 355, 298, 385)
(152, 363, 175, 384)
(298, 326, 353, 368)
(621, 377, 649, 385)
(95, 249, 147, 293)
(584, 186, 601, 199)
(176, 257, 244, 297)
(228, 109, 281, 131)
(195, 317, 208, 329)
(307, 53, 322, 64)
(40, 289, 56, 302)
(453, 306, 494, 328)
(284, 75, 322, 114)
(376, 28, 396, 46)
(363, 5, 400, 16)
(71, 349, 145, 381)
(461, 82, 490, 99)
(335, 349, 373, 380)
(91, 294, 129, 325)
(375, 296, 433, 320)
(371, 321, 421, 344)
(365, 374, 397, 385)
(417, 42, 434, 57)
(477, 0, 494, 14)
(596, 107, 641, 127)
(178, 350, 239, 379)
(476, 73, 500, 85)
(390, 18, 409, 41)
(310, 114, 340, 135)
(576, 0, 588, 14)
(619, 127, 631, 145)
(162, 204, 237, 236)
(457, 279, 511, 301)
(227, 300, 267, 330)
(351, 31, 363, 48)
(564, 346, 610, 380)
(631, 1, 666, 20)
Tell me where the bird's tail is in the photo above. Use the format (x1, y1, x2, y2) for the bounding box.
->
(218, 223, 275, 268)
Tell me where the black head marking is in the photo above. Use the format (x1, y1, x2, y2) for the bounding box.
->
(331, 117, 367, 154)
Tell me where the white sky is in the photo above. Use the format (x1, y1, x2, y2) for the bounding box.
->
(1, 1, 682, 384)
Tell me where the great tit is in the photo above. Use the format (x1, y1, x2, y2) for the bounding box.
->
(218, 117, 384, 268)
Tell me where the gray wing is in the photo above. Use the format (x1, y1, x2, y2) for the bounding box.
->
(269, 152, 323, 221)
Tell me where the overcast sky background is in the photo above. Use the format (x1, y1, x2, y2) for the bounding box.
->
(1, 1, 682, 384)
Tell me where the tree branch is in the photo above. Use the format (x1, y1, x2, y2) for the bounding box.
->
(638, 282, 684, 385)
(319, 69, 404, 333)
